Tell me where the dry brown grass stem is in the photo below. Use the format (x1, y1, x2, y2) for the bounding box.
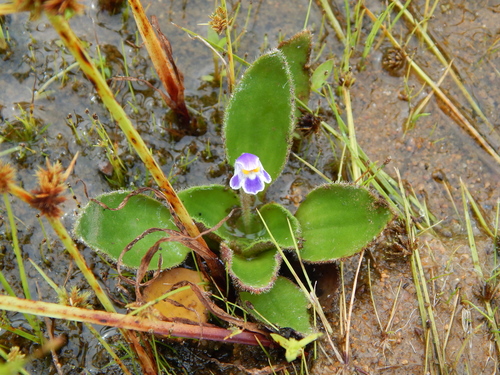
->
(128, 0, 192, 128)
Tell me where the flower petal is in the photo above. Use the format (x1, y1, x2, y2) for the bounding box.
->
(230, 173, 243, 189)
(243, 176, 265, 194)
(260, 169, 271, 183)
(237, 153, 260, 170)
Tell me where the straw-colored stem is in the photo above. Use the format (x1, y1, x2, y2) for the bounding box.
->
(220, 0, 235, 91)
(405, 61, 452, 131)
(316, 0, 346, 44)
(367, 260, 384, 332)
(460, 182, 484, 279)
(391, 0, 496, 135)
(46, 16, 222, 278)
(343, 249, 364, 363)
(46, 216, 116, 312)
(397, 168, 444, 371)
(0, 23, 6, 50)
(47, 16, 170, 214)
(47, 15, 188, 229)
(414, 247, 446, 374)
(0, 4, 19, 15)
(8, 182, 157, 373)
(0, 294, 272, 346)
(442, 291, 460, 359)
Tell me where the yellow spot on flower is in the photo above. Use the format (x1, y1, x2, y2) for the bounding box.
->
(242, 167, 260, 175)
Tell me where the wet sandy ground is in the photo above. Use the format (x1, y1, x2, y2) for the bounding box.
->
(0, 0, 499, 374)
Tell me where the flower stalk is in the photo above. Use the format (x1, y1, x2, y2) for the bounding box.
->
(239, 190, 253, 232)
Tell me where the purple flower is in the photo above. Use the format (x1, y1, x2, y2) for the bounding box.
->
(230, 153, 272, 195)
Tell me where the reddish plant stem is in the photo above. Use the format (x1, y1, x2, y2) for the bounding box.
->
(0, 295, 273, 347)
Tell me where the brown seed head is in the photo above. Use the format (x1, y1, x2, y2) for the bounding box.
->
(29, 155, 77, 218)
(209, 6, 230, 34)
(65, 286, 92, 309)
(14, 0, 84, 19)
(43, 0, 84, 16)
(7, 346, 25, 362)
(0, 161, 16, 194)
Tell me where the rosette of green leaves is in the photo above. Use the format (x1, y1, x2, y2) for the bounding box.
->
(74, 32, 395, 336)
(74, 48, 302, 292)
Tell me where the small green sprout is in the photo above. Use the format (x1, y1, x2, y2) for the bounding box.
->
(270, 332, 322, 362)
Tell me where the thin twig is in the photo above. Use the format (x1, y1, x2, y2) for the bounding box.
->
(344, 249, 365, 364)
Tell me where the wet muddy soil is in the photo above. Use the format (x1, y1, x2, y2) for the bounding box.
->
(0, 0, 499, 374)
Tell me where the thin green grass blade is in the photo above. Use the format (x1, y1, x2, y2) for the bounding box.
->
(315, 0, 345, 44)
(3, 194, 42, 343)
(460, 181, 484, 279)
(461, 183, 495, 238)
(362, 2, 395, 60)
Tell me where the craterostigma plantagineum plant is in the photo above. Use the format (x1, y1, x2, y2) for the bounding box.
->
(75, 31, 394, 335)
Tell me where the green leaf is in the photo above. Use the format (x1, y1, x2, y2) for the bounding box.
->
(222, 246, 281, 293)
(178, 185, 239, 240)
(295, 184, 394, 262)
(240, 276, 312, 334)
(259, 202, 301, 249)
(224, 49, 295, 181)
(278, 30, 312, 105)
(74, 191, 191, 270)
(311, 59, 334, 92)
